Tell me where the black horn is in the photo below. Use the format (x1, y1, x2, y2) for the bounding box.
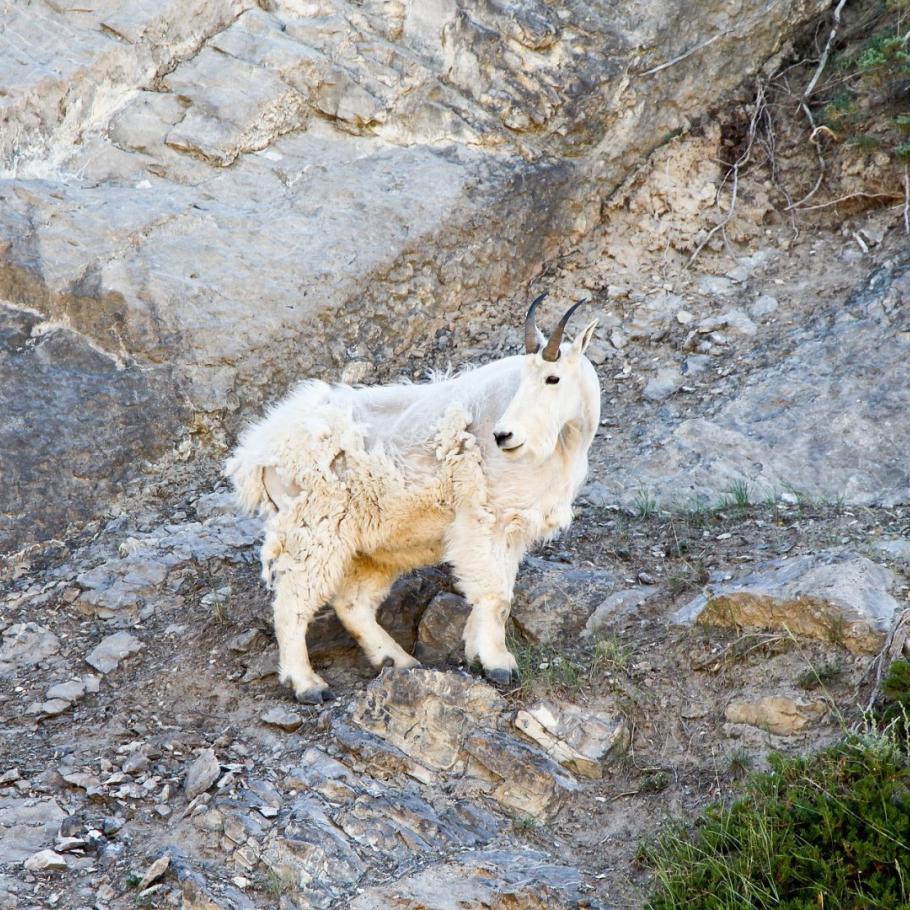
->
(541, 299, 587, 362)
(524, 292, 548, 354)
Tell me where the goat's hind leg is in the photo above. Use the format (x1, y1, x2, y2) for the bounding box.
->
(331, 558, 419, 671)
(273, 569, 336, 704)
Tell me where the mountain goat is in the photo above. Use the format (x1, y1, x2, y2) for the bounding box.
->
(226, 295, 601, 703)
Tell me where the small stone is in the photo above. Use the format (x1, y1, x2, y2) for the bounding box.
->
(637, 571, 655, 585)
(642, 368, 682, 402)
(228, 629, 267, 653)
(683, 354, 712, 375)
(85, 632, 144, 674)
(82, 675, 101, 694)
(184, 749, 221, 799)
(234, 844, 259, 870)
(0, 768, 20, 784)
(24, 849, 67, 871)
(341, 360, 371, 384)
(45, 679, 86, 703)
(676, 310, 695, 324)
(136, 854, 170, 890)
(260, 707, 302, 731)
(749, 294, 779, 318)
(698, 275, 736, 297)
(54, 836, 86, 852)
(609, 328, 627, 349)
(41, 699, 72, 716)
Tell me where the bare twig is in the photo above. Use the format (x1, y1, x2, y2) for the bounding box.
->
(785, 101, 827, 210)
(804, 0, 849, 99)
(687, 81, 765, 268)
(791, 190, 901, 212)
(903, 165, 909, 235)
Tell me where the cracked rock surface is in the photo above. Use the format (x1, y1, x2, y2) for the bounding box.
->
(0, 0, 829, 552)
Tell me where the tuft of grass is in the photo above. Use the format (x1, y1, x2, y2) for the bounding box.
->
(797, 660, 846, 691)
(718, 481, 751, 515)
(513, 814, 539, 832)
(879, 657, 910, 737)
(508, 631, 587, 695)
(639, 770, 670, 793)
(643, 732, 910, 910)
(634, 491, 659, 520)
(727, 748, 753, 780)
(591, 636, 632, 675)
(266, 868, 297, 897)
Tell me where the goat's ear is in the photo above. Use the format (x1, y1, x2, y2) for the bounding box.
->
(529, 326, 546, 353)
(572, 319, 598, 355)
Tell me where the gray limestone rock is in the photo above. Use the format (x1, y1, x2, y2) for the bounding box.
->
(184, 749, 221, 800)
(0, 797, 66, 864)
(674, 550, 901, 654)
(345, 669, 575, 818)
(598, 261, 910, 508)
(0, 623, 60, 677)
(512, 563, 615, 644)
(84, 632, 144, 674)
(643, 368, 684, 402)
(349, 848, 596, 910)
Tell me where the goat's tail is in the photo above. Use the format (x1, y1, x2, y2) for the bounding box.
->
(224, 451, 275, 516)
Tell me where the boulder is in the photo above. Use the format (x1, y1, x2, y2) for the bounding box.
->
(512, 562, 615, 644)
(725, 696, 828, 736)
(342, 669, 576, 818)
(415, 592, 472, 665)
(0, 623, 60, 677)
(674, 550, 901, 654)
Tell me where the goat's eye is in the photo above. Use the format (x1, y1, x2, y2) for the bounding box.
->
(545, 375, 560, 385)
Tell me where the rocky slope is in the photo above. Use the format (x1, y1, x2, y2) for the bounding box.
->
(0, 0, 832, 553)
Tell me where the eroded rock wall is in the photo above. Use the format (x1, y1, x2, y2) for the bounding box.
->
(0, 0, 829, 551)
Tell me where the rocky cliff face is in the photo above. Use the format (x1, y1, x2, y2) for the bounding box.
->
(0, 0, 829, 553)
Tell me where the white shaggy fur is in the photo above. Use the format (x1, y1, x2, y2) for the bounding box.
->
(226, 321, 601, 701)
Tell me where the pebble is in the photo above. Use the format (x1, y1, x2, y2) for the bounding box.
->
(260, 706, 303, 731)
(136, 854, 170, 890)
(85, 632, 144, 674)
(185, 749, 221, 799)
(24, 849, 68, 871)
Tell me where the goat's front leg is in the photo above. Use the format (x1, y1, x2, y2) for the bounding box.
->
(448, 527, 522, 686)
(272, 569, 334, 704)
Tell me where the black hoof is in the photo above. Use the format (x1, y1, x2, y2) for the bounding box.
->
(485, 668, 513, 687)
(295, 686, 334, 705)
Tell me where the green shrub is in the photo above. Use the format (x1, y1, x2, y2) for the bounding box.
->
(643, 734, 910, 909)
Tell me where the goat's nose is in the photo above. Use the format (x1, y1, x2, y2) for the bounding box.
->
(494, 431, 513, 448)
